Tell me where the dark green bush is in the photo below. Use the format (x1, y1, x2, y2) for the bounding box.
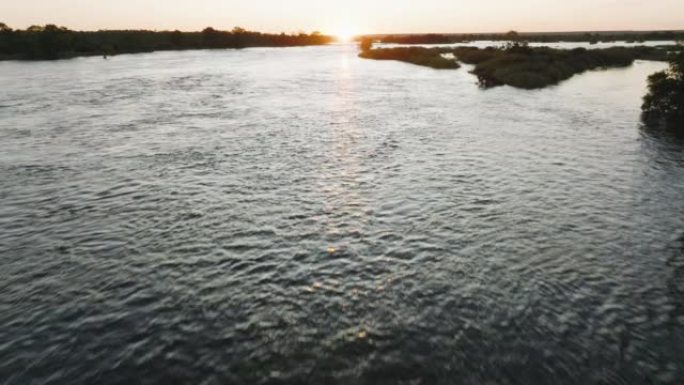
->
(642, 52, 684, 129)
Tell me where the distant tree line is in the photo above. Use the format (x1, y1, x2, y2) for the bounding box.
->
(372, 31, 684, 45)
(0, 23, 334, 60)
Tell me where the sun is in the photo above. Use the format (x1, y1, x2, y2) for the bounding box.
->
(331, 26, 358, 43)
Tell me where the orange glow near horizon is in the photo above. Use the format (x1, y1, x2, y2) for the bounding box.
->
(0, 1, 683, 34)
(329, 25, 360, 43)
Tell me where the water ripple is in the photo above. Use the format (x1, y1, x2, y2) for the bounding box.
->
(0, 46, 683, 384)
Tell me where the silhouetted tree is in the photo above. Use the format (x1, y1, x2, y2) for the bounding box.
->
(505, 30, 520, 41)
(642, 52, 684, 128)
(43, 24, 68, 33)
(231, 27, 248, 47)
(201, 27, 222, 47)
(503, 30, 529, 52)
(170, 30, 183, 46)
(0, 22, 13, 55)
(34, 24, 71, 59)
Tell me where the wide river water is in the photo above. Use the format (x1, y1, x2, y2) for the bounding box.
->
(1, 44, 683, 385)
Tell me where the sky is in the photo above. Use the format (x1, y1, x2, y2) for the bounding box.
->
(1, 0, 683, 35)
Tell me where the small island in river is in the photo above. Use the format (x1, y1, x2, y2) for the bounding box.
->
(359, 41, 681, 90)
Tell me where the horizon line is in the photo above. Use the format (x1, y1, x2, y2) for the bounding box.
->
(2, 22, 684, 36)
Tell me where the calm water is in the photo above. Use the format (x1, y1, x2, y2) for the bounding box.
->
(378, 40, 680, 49)
(1, 45, 684, 385)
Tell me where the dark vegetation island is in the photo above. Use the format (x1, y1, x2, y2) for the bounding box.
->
(0, 23, 333, 60)
(359, 46, 462, 70)
(359, 37, 681, 89)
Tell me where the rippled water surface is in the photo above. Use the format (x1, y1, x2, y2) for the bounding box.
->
(1, 45, 684, 385)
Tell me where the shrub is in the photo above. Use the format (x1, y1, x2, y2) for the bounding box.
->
(642, 52, 684, 129)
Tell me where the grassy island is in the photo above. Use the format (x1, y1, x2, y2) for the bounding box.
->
(0, 23, 333, 60)
(359, 43, 680, 89)
(359, 47, 461, 69)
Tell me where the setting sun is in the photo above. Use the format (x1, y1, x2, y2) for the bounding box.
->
(331, 26, 359, 43)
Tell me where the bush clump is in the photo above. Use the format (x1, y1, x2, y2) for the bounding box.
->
(457, 46, 657, 89)
(642, 52, 684, 129)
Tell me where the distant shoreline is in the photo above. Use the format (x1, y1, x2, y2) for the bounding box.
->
(363, 31, 684, 45)
(0, 24, 334, 61)
(363, 29, 684, 38)
(2, 23, 683, 62)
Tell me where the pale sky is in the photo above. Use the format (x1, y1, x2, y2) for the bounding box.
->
(1, 0, 683, 35)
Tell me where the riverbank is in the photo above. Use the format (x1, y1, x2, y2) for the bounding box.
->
(0, 24, 334, 61)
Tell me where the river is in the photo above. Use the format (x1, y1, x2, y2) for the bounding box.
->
(1, 44, 683, 384)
